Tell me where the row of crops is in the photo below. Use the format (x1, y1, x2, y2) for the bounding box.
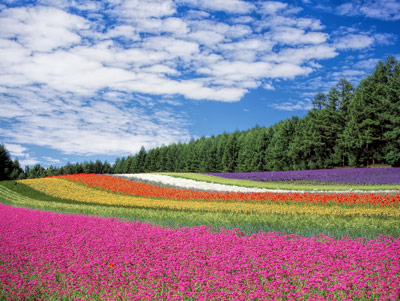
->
(1, 171, 400, 299)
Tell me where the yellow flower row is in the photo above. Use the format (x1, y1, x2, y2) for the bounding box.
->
(20, 178, 400, 218)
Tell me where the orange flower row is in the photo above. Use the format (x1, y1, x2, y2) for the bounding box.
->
(54, 174, 400, 207)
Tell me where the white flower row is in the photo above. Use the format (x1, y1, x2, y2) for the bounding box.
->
(114, 173, 398, 194)
(115, 173, 269, 192)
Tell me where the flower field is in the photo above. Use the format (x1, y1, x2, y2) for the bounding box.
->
(1, 172, 400, 299)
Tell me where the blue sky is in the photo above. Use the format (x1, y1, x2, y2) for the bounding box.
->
(0, 0, 399, 167)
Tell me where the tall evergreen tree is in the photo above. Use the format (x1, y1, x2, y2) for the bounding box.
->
(236, 131, 254, 172)
(222, 132, 239, 172)
(0, 144, 25, 180)
(287, 117, 308, 170)
(0, 144, 13, 181)
(203, 137, 218, 172)
(345, 57, 397, 166)
(265, 118, 297, 171)
(384, 57, 400, 166)
(334, 79, 354, 166)
(131, 146, 146, 172)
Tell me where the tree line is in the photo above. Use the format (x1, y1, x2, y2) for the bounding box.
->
(0, 145, 113, 181)
(1, 56, 399, 180)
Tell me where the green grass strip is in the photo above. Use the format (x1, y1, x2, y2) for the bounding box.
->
(1, 182, 399, 239)
(162, 173, 400, 191)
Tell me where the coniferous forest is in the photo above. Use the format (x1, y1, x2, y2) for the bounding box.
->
(1, 56, 400, 179)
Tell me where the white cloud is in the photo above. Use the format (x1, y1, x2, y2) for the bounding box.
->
(115, 0, 176, 19)
(189, 19, 252, 38)
(103, 25, 140, 40)
(263, 82, 275, 90)
(0, 100, 26, 118)
(221, 38, 274, 51)
(353, 58, 380, 70)
(258, 15, 324, 30)
(179, 0, 255, 14)
(260, 1, 288, 15)
(3, 143, 28, 158)
(273, 44, 338, 64)
(335, 34, 375, 50)
(268, 27, 328, 45)
(337, 3, 356, 16)
(269, 100, 312, 111)
(374, 33, 396, 45)
(142, 36, 199, 61)
(19, 157, 40, 167)
(0, 6, 88, 52)
(188, 30, 225, 45)
(231, 16, 254, 23)
(268, 63, 312, 78)
(337, 0, 400, 21)
(42, 157, 62, 164)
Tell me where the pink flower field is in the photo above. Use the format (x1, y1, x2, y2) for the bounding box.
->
(1, 204, 399, 300)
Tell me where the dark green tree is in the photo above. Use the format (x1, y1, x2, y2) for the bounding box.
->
(28, 164, 46, 179)
(345, 57, 397, 166)
(0, 144, 26, 180)
(265, 118, 298, 171)
(384, 57, 400, 166)
(334, 79, 354, 166)
(0, 144, 14, 181)
(222, 132, 239, 172)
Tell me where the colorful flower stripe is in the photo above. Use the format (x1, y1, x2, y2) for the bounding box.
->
(19, 178, 400, 218)
(56, 173, 400, 207)
(1, 204, 399, 300)
(205, 167, 400, 184)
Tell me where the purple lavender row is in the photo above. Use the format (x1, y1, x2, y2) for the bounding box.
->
(1, 204, 400, 299)
(204, 168, 400, 184)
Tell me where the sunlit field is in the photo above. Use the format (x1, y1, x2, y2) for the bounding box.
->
(1, 171, 400, 299)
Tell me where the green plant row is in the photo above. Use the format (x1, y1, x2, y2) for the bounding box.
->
(163, 173, 400, 191)
(1, 182, 399, 239)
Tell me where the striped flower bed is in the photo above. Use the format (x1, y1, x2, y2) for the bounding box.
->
(1, 172, 400, 299)
(17, 177, 400, 218)
(51, 174, 400, 206)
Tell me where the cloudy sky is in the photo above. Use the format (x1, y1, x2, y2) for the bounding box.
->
(1, 0, 399, 167)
